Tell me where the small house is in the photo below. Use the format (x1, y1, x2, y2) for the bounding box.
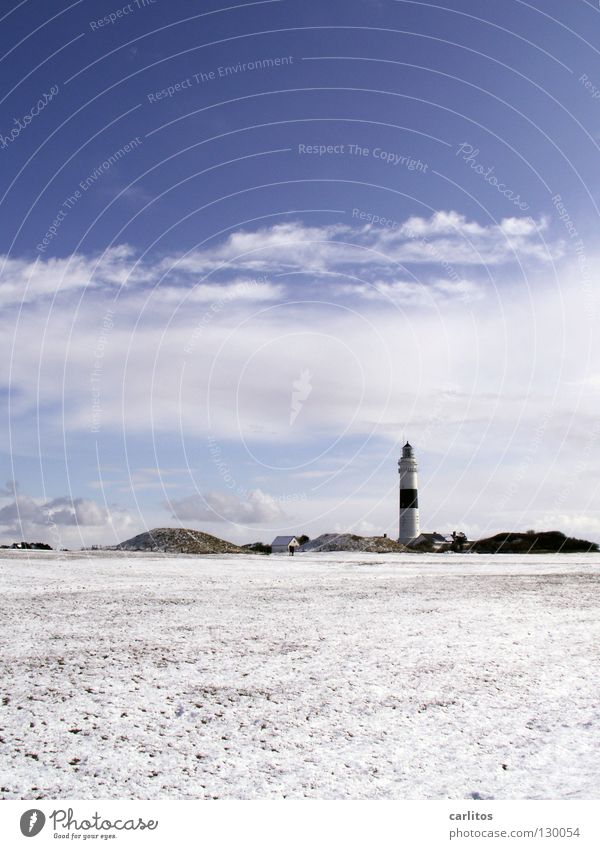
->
(271, 535, 300, 554)
(410, 532, 449, 549)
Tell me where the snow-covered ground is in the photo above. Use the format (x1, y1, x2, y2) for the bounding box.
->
(0, 550, 599, 800)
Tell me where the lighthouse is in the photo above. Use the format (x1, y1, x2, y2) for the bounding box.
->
(398, 441, 420, 544)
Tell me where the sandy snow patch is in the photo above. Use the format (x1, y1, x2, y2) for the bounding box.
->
(0, 551, 599, 799)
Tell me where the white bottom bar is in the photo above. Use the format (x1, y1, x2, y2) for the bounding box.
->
(1, 800, 600, 848)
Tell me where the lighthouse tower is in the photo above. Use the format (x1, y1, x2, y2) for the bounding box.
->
(398, 441, 420, 544)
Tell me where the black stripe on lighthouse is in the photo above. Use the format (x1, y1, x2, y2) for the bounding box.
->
(400, 489, 418, 509)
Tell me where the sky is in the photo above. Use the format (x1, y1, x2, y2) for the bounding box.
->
(1, 0, 599, 548)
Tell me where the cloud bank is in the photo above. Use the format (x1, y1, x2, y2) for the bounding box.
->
(1, 212, 598, 542)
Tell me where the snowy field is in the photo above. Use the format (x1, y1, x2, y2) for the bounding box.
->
(0, 550, 599, 800)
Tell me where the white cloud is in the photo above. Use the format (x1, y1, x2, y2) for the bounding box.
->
(2, 215, 598, 543)
(0, 484, 134, 547)
(400, 210, 488, 237)
(88, 467, 185, 493)
(0, 211, 560, 311)
(0, 250, 280, 310)
(154, 280, 284, 305)
(4, 247, 598, 453)
(333, 519, 382, 536)
(166, 489, 288, 524)
(0, 493, 98, 527)
(0, 246, 146, 308)
(532, 514, 600, 540)
(336, 276, 484, 305)
(499, 217, 543, 237)
(159, 214, 559, 274)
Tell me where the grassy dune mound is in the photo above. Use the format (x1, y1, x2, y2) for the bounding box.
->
(300, 533, 407, 553)
(115, 527, 244, 554)
(470, 530, 598, 554)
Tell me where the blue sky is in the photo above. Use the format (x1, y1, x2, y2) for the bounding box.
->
(1, 0, 599, 546)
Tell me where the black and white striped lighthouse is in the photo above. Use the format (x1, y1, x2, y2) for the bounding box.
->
(398, 441, 420, 544)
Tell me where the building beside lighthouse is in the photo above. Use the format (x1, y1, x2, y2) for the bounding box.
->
(398, 441, 420, 544)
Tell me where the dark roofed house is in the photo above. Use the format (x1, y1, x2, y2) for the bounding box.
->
(271, 535, 300, 554)
(410, 532, 449, 550)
